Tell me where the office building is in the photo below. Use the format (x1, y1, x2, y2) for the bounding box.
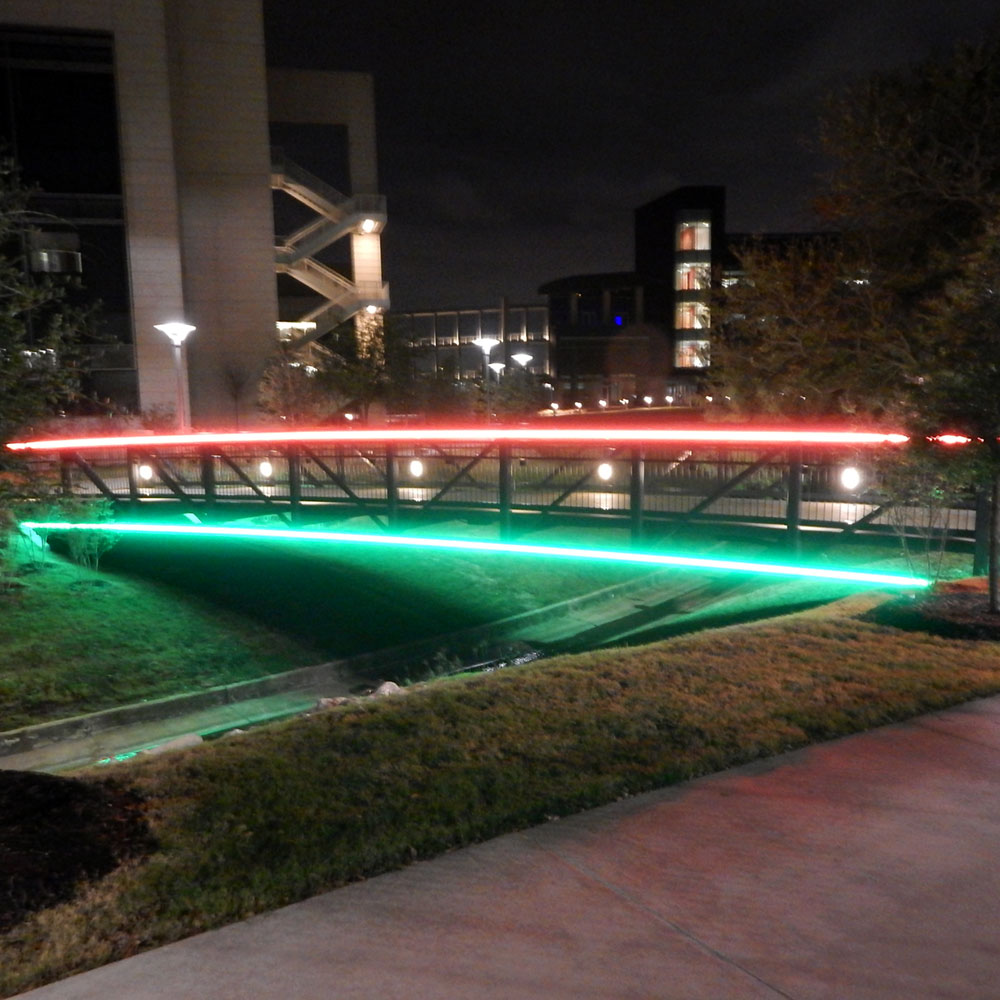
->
(0, 1, 386, 427)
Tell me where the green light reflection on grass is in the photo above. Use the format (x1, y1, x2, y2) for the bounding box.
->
(19, 521, 931, 589)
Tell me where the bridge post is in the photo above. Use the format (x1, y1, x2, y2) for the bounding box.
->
(287, 446, 302, 524)
(385, 443, 398, 525)
(59, 452, 72, 495)
(498, 442, 513, 540)
(630, 448, 645, 545)
(787, 447, 803, 554)
(200, 450, 216, 519)
(125, 449, 139, 510)
(974, 488, 990, 576)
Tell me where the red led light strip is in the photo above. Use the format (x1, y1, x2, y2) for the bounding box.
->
(5, 427, 912, 452)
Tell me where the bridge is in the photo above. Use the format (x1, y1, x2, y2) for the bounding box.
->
(7, 425, 985, 570)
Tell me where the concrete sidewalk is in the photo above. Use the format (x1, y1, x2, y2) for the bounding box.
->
(16, 696, 1000, 999)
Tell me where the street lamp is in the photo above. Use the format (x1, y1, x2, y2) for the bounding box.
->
(472, 336, 500, 422)
(154, 322, 196, 431)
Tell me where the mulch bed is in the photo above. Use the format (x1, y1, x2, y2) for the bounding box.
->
(0, 770, 154, 932)
(861, 579, 1000, 641)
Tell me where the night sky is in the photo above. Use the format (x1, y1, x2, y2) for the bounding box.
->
(263, 1, 999, 311)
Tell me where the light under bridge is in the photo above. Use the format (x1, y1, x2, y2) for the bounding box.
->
(6, 425, 987, 571)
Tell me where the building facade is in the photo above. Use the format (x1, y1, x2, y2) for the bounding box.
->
(0, 1, 386, 429)
(394, 302, 552, 381)
(539, 186, 727, 405)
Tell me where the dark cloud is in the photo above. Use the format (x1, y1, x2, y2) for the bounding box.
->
(264, 0, 1000, 309)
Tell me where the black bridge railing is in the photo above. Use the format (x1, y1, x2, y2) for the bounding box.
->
(10, 428, 984, 565)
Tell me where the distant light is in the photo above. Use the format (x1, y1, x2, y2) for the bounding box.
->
(598, 399, 608, 408)
(276, 321, 317, 338)
(620, 398, 630, 406)
(511, 352, 533, 367)
(137, 464, 154, 481)
(473, 337, 500, 355)
(365, 304, 379, 315)
(705, 395, 714, 403)
(840, 466, 862, 491)
(665, 395, 674, 404)
(154, 322, 196, 346)
(488, 361, 506, 374)
(344, 413, 355, 422)
(360, 218, 377, 233)
(409, 459, 424, 478)
(935, 434, 973, 445)
(574, 401, 583, 409)
(18, 520, 932, 590)
(643, 396, 653, 405)
(597, 462, 613, 481)
(614, 316, 623, 326)
(259, 460, 274, 478)
(551, 402, 560, 411)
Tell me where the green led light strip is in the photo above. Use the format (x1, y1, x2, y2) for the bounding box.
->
(19, 521, 931, 589)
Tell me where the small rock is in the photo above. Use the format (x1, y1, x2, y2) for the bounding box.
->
(373, 681, 402, 697)
(315, 696, 352, 710)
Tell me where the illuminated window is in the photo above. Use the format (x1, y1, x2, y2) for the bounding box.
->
(675, 303, 710, 329)
(675, 339, 710, 368)
(675, 263, 710, 291)
(676, 221, 710, 251)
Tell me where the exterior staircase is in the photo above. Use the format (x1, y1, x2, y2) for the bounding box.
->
(271, 149, 389, 345)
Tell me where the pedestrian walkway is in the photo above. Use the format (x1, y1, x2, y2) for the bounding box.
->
(15, 695, 1000, 999)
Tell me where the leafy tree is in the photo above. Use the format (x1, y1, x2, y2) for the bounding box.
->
(713, 35, 1000, 606)
(0, 159, 101, 579)
(709, 236, 908, 419)
(257, 340, 341, 423)
(820, 37, 1000, 608)
(0, 160, 90, 446)
(819, 36, 1000, 296)
(903, 222, 1000, 607)
(488, 363, 549, 421)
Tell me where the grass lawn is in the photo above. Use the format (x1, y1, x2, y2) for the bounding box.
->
(2, 515, 966, 731)
(0, 517, 674, 730)
(93, 516, 677, 654)
(0, 539, 327, 731)
(2, 587, 999, 996)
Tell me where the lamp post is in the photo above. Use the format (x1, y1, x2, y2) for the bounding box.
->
(154, 322, 196, 431)
(472, 336, 500, 422)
